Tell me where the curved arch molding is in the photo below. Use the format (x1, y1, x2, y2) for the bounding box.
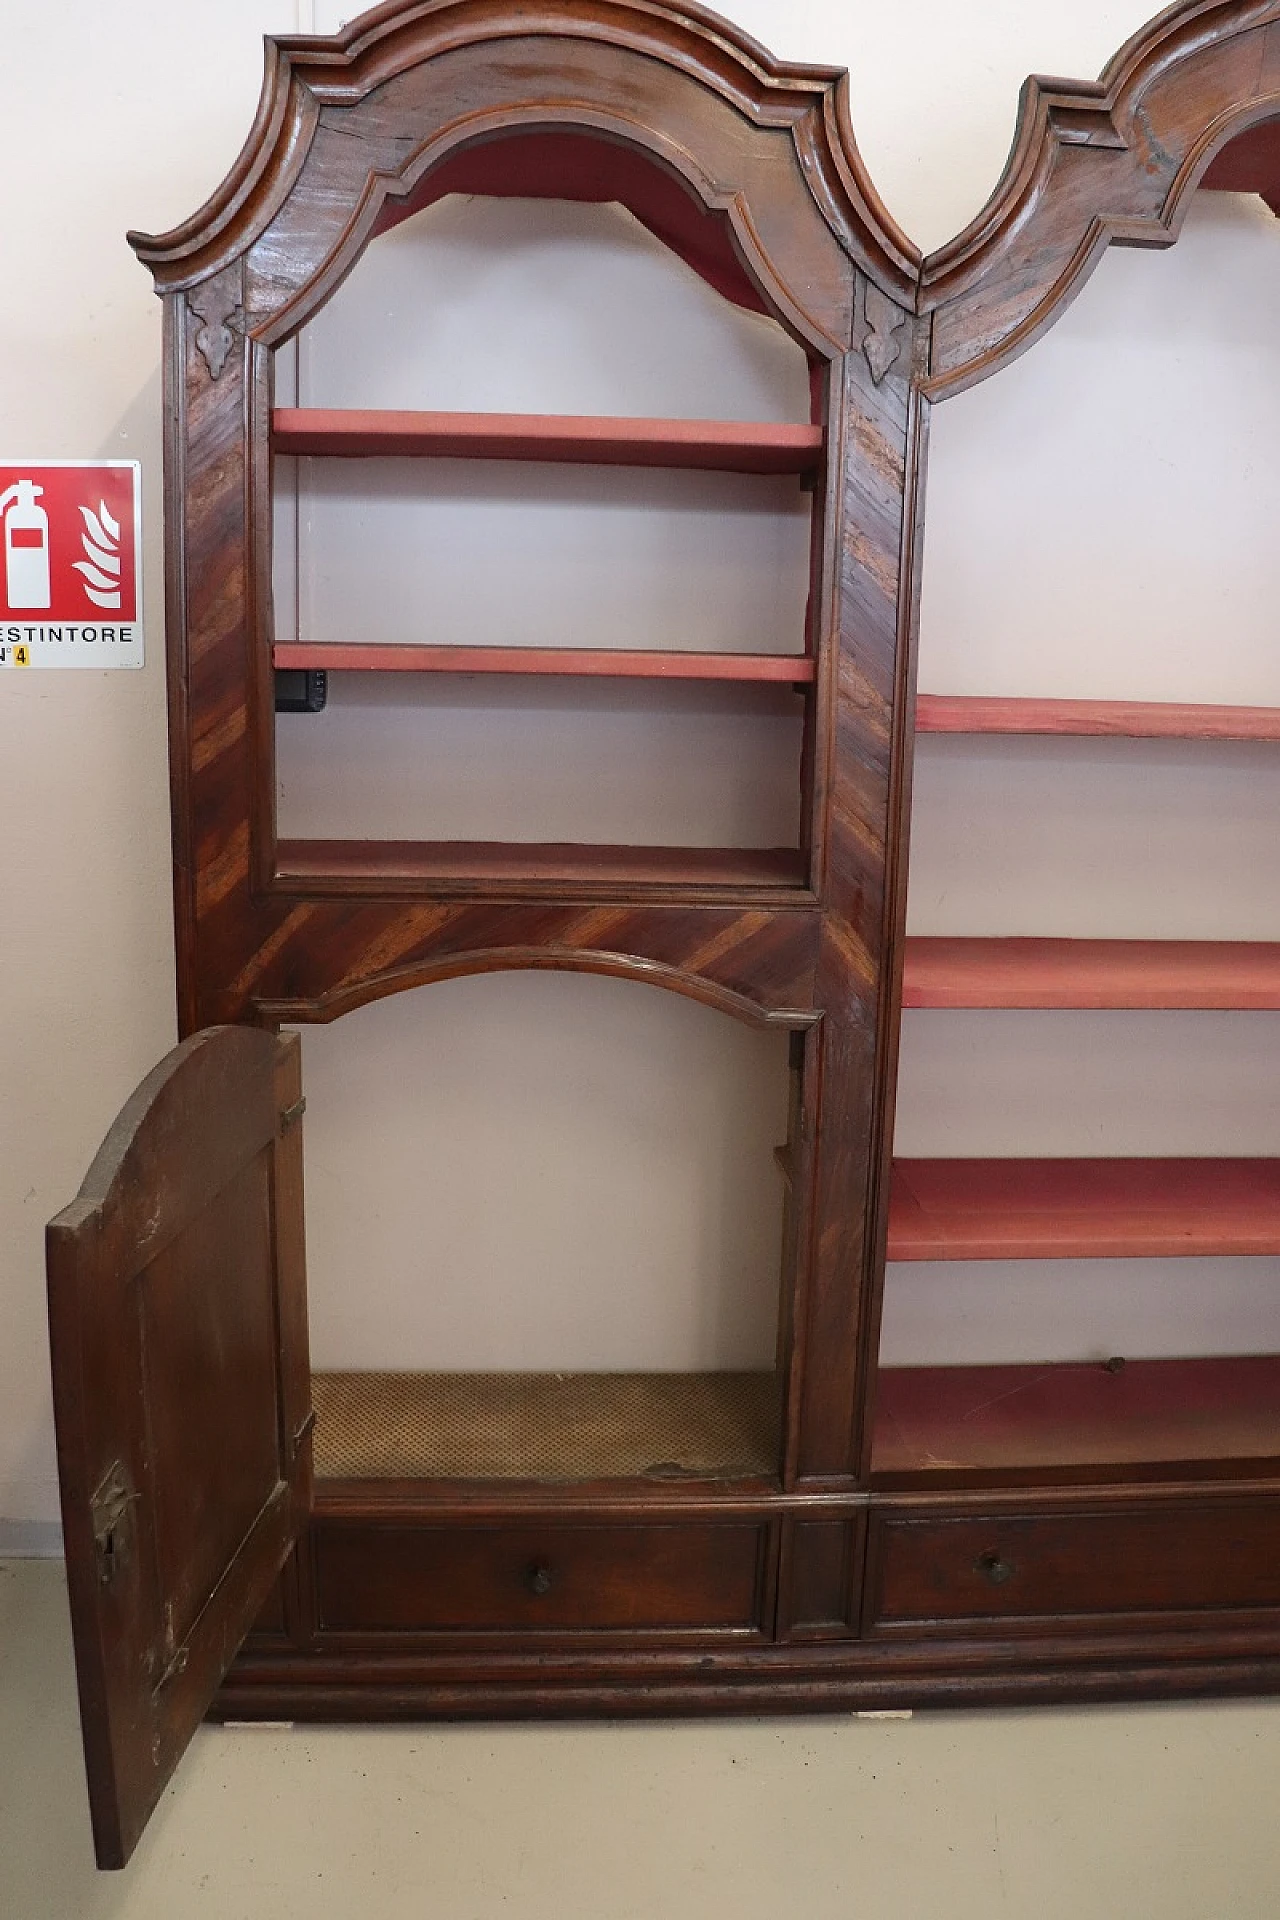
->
(922, 0, 1280, 397)
(222, 899, 825, 1028)
(251, 942, 823, 1029)
(129, 0, 918, 315)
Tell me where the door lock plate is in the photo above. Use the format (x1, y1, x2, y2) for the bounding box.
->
(90, 1460, 138, 1584)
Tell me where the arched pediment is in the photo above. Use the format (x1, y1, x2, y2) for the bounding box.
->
(129, 0, 918, 349)
(922, 0, 1280, 396)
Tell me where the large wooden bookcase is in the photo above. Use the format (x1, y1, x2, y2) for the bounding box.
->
(46, 0, 1280, 1869)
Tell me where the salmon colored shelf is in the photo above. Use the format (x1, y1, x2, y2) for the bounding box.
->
(275, 838, 807, 892)
(887, 1157, 1280, 1261)
(272, 408, 824, 474)
(914, 695, 1280, 739)
(273, 643, 814, 683)
(872, 1355, 1280, 1482)
(902, 938, 1280, 1009)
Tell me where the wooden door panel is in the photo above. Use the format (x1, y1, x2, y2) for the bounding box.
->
(47, 1026, 311, 1869)
(141, 1152, 282, 1644)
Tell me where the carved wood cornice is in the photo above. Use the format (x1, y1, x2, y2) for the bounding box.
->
(127, 0, 918, 307)
(921, 0, 1280, 397)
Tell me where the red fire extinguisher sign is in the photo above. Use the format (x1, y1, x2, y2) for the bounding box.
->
(0, 461, 142, 668)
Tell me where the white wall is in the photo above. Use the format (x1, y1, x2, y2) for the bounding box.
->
(1, 0, 1271, 1542)
(301, 975, 790, 1372)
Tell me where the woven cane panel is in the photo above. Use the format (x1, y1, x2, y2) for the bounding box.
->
(311, 1370, 782, 1480)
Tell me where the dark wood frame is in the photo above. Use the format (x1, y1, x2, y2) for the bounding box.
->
(61, 0, 1280, 1773)
(128, 0, 925, 1501)
(48, 1028, 312, 1865)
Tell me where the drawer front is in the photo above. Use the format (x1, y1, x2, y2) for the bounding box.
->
(316, 1517, 772, 1635)
(867, 1499, 1280, 1632)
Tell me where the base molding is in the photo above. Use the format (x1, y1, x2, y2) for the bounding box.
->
(217, 1631, 1280, 1721)
(214, 1479, 1280, 1720)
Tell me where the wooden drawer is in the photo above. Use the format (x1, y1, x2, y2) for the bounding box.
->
(315, 1517, 773, 1636)
(866, 1498, 1280, 1632)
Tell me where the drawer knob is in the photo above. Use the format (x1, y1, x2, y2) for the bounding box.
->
(974, 1549, 1016, 1586)
(526, 1562, 554, 1597)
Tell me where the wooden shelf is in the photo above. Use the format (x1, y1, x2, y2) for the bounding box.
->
(887, 1157, 1280, 1261)
(273, 642, 815, 683)
(902, 938, 1280, 1009)
(915, 695, 1280, 740)
(276, 838, 807, 892)
(872, 1355, 1280, 1482)
(272, 408, 823, 475)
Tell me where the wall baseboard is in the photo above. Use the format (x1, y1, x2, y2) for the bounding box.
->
(0, 1520, 63, 1558)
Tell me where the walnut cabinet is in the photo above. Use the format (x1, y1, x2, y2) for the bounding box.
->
(45, 0, 1280, 1868)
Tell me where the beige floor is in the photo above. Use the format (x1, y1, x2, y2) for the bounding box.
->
(4, 1559, 1280, 1918)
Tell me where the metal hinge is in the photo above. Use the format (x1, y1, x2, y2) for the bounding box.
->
(90, 1460, 139, 1585)
(279, 1095, 306, 1135)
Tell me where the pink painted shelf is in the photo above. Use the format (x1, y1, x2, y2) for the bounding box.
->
(872, 1354, 1280, 1481)
(272, 407, 823, 475)
(914, 695, 1280, 740)
(902, 937, 1280, 1009)
(887, 1157, 1280, 1261)
(273, 643, 814, 683)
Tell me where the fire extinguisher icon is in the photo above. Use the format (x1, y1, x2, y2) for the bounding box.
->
(0, 479, 51, 610)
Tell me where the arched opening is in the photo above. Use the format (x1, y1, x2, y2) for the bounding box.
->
(298, 969, 796, 1481)
(271, 129, 823, 890)
(364, 128, 780, 318)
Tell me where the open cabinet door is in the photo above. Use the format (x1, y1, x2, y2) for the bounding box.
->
(46, 1026, 312, 1869)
